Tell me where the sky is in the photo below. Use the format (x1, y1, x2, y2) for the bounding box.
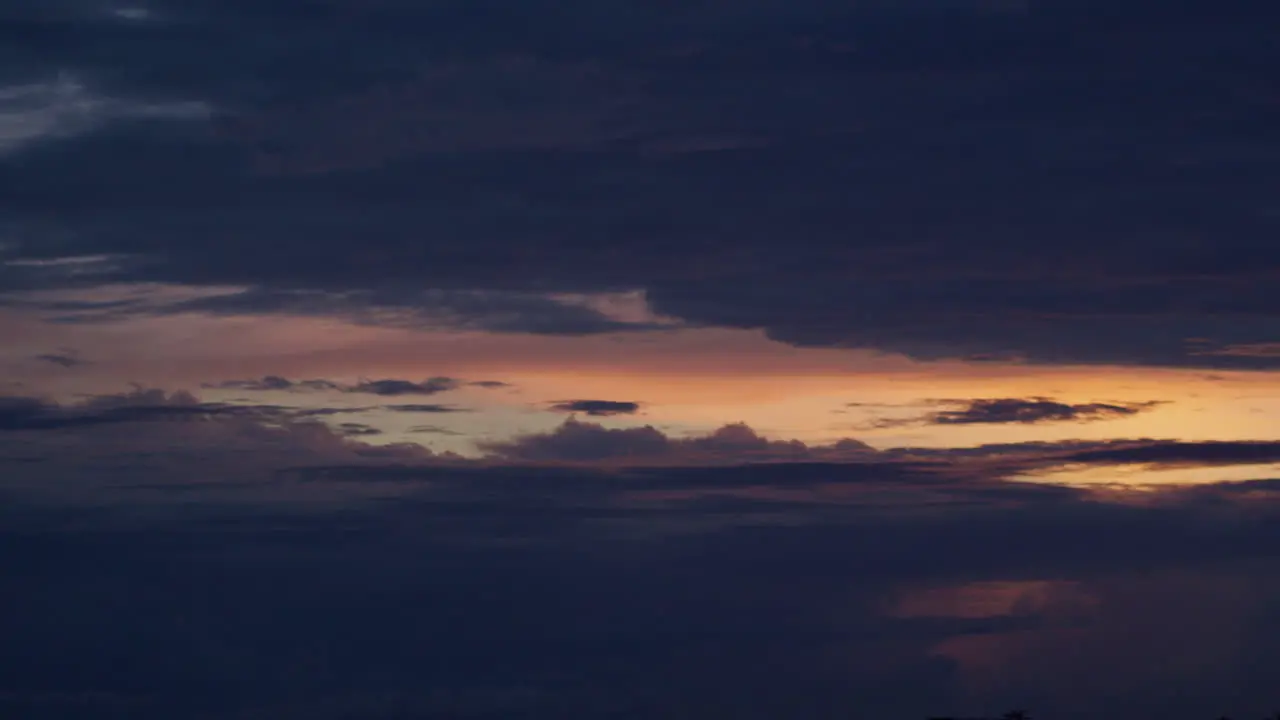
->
(2, 1, 1280, 718)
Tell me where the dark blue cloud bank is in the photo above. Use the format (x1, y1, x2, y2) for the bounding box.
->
(3, 390, 1280, 718)
(1, 0, 1278, 366)
(4, 2, 1280, 718)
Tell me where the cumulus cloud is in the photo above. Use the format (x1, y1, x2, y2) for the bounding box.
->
(547, 399, 641, 416)
(479, 417, 876, 465)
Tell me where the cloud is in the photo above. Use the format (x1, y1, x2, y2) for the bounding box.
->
(7, 399, 1280, 718)
(2, 2, 1277, 366)
(0, 387, 436, 507)
(5, 382, 1280, 717)
(33, 351, 86, 368)
(0, 72, 210, 158)
(408, 424, 465, 435)
(204, 375, 464, 396)
(0, 388, 264, 431)
(927, 397, 1162, 426)
(1062, 440, 1280, 468)
(164, 288, 671, 336)
(204, 375, 335, 392)
(385, 404, 470, 414)
(225, 56, 652, 174)
(857, 397, 1164, 430)
(347, 377, 461, 396)
(336, 422, 383, 437)
(547, 399, 641, 416)
(1192, 342, 1280, 359)
(5, 4, 1280, 713)
(479, 417, 875, 465)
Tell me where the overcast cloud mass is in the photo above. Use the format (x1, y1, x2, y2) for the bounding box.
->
(2, 1, 1279, 718)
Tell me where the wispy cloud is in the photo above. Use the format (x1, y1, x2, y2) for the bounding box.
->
(385, 404, 470, 414)
(0, 73, 209, 158)
(33, 350, 87, 368)
(547, 399, 641, 417)
(929, 397, 1163, 425)
(864, 397, 1164, 429)
(204, 376, 463, 396)
(347, 377, 462, 396)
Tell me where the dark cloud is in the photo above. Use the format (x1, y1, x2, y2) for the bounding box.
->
(8, 6, 1280, 708)
(205, 375, 311, 392)
(479, 417, 875, 465)
(289, 406, 377, 417)
(928, 397, 1162, 426)
(347, 377, 461, 396)
(5, 383, 1280, 717)
(1192, 342, 1280, 359)
(385, 403, 470, 414)
(469, 380, 513, 389)
(33, 351, 86, 368)
(1, 1, 1276, 365)
(548, 399, 642, 416)
(0, 389, 266, 431)
(1062, 440, 1280, 468)
(160, 288, 669, 336)
(204, 375, 466, 396)
(336, 422, 383, 437)
(6, 406, 1280, 718)
(408, 424, 465, 435)
(859, 397, 1164, 429)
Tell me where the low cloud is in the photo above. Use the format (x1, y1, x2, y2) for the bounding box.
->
(0, 389, 267, 431)
(5, 389, 1280, 720)
(33, 351, 87, 368)
(479, 417, 876, 465)
(337, 422, 383, 437)
(408, 425, 465, 435)
(1191, 342, 1280, 358)
(930, 398, 1162, 425)
(347, 377, 462, 396)
(548, 399, 642, 417)
(203, 376, 341, 392)
(868, 397, 1163, 428)
(1061, 440, 1280, 468)
(204, 375, 463, 396)
(6, 442, 1280, 719)
(386, 404, 470, 414)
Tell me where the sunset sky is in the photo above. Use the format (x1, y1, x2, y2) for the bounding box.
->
(3, 1, 1280, 718)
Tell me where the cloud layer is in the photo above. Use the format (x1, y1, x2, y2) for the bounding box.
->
(0, 0, 1276, 366)
(204, 375, 510, 397)
(3, 386, 1280, 719)
(5, 3, 1280, 718)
